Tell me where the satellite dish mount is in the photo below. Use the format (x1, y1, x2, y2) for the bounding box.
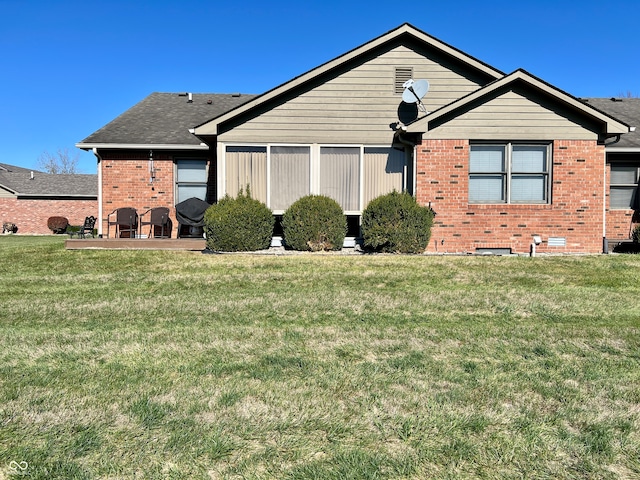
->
(402, 79, 429, 115)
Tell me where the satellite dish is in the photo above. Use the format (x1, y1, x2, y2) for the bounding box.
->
(402, 79, 429, 114)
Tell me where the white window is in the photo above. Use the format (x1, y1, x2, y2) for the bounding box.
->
(270, 146, 310, 211)
(176, 159, 208, 204)
(224, 145, 407, 213)
(469, 143, 550, 204)
(609, 162, 639, 209)
(225, 146, 267, 203)
(319, 147, 360, 211)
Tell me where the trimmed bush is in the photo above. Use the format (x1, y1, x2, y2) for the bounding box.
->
(47, 216, 69, 234)
(361, 190, 434, 254)
(282, 195, 346, 251)
(632, 225, 640, 243)
(204, 188, 274, 252)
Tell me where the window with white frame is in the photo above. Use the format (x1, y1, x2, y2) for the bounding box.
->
(469, 143, 550, 204)
(609, 162, 639, 209)
(270, 146, 311, 211)
(225, 146, 267, 203)
(224, 145, 406, 213)
(175, 159, 208, 204)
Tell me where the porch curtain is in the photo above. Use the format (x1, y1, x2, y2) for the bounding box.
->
(319, 147, 360, 211)
(363, 147, 404, 207)
(225, 147, 267, 203)
(270, 146, 310, 211)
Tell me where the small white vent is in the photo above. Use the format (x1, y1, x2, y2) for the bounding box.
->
(548, 237, 566, 247)
(395, 67, 413, 94)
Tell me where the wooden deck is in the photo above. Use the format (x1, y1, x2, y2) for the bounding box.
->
(65, 238, 207, 251)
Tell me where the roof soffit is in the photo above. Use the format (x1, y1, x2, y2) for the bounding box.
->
(194, 23, 505, 136)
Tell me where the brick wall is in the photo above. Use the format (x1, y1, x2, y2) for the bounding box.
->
(416, 139, 606, 254)
(101, 151, 213, 238)
(0, 198, 97, 234)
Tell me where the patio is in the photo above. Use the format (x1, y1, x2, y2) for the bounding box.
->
(65, 238, 206, 250)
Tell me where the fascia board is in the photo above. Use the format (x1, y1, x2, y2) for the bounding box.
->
(76, 143, 209, 151)
(605, 147, 640, 152)
(17, 194, 97, 199)
(194, 23, 504, 136)
(0, 184, 17, 195)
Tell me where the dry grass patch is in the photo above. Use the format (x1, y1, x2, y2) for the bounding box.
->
(0, 237, 639, 479)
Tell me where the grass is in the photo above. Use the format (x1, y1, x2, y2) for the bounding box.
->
(0, 235, 639, 479)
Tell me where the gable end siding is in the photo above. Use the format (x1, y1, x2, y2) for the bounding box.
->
(218, 44, 492, 145)
(426, 89, 601, 141)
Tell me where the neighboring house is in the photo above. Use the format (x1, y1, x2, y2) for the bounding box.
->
(77, 23, 639, 253)
(0, 163, 97, 234)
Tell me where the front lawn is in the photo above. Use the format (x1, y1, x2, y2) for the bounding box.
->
(1, 236, 639, 479)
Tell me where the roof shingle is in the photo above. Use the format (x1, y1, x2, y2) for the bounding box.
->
(0, 163, 97, 197)
(582, 98, 640, 149)
(79, 92, 257, 146)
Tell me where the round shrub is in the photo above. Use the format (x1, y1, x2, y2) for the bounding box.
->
(361, 190, 434, 253)
(47, 216, 69, 234)
(204, 189, 274, 252)
(632, 225, 640, 243)
(282, 195, 346, 251)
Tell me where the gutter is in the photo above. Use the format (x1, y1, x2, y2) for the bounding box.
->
(76, 143, 209, 151)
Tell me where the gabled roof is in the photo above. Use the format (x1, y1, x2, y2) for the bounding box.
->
(581, 98, 640, 150)
(76, 92, 257, 150)
(0, 163, 97, 197)
(193, 23, 505, 137)
(406, 69, 631, 137)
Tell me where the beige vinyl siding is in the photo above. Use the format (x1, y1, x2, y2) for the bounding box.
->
(0, 187, 16, 198)
(426, 90, 599, 140)
(218, 46, 487, 144)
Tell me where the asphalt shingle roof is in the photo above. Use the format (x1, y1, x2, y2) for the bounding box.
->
(0, 163, 97, 197)
(583, 98, 640, 149)
(79, 92, 257, 146)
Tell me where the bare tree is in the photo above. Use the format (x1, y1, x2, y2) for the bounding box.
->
(617, 90, 639, 98)
(37, 148, 80, 174)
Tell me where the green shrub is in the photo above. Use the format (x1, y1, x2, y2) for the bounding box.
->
(47, 216, 69, 234)
(361, 190, 434, 253)
(282, 195, 346, 251)
(204, 188, 274, 252)
(632, 225, 640, 243)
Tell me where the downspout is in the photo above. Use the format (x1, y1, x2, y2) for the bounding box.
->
(603, 147, 608, 253)
(93, 148, 103, 237)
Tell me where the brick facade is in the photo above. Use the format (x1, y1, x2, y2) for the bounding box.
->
(416, 139, 607, 254)
(0, 198, 97, 235)
(100, 151, 213, 238)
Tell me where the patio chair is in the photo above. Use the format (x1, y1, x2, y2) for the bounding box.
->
(75, 215, 96, 238)
(139, 207, 171, 238)
(107, 207, 138, 238)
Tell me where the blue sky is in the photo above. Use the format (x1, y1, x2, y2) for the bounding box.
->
(1, 0, 638, 174)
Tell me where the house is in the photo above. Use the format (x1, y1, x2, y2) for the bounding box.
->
(77, 23, 639, 253)
(0, 163, 97, 234)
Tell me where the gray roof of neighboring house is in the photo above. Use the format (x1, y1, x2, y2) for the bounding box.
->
(583, 98, 640, 149)
(78, 92, 257, 147)
(0, 163, 97, 197)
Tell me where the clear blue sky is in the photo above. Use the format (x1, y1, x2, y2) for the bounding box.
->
(1, 0, 638, 174)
